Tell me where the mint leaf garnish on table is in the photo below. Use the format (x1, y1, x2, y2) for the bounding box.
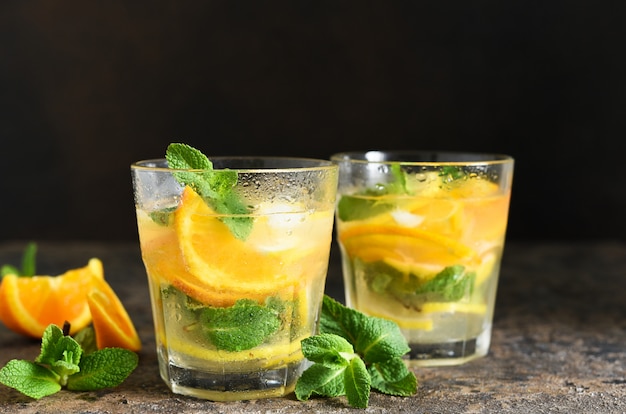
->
(0, 324, 138, 399)
(165, 142, 252, 240)
(1, 241, 37, 278)
(295, 295, 418, 408)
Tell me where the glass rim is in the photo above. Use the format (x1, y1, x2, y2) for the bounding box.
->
(330, 150, 514, 166)
(131, 156, 338, 173)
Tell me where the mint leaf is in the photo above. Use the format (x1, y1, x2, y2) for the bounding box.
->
(0, 264, 20, 277)
(300, 333, 354, 367)
(336, 164, 410, 222)
(165, 142, 213, 171)
(1, 241, 37, 277)
(320, 295, 410, 363)
(369, 357, 418, 396)
(35, 325, 82, 385)
(297, 296, 417, 408)
(149, 207, 176, 226)
(73, 326, 98, 356)
(0, 323, 139, 399)
(21, 242, 37, 276)
(439, 166, 467, 183)
(0, 360, 61, 400)
(344, 356, 370, 409)
(295, 363, 346, 401)
(414, 265, 475, 302)
(165, 143, 253, 240)
(337, 195, 395, 222)
(201, 299, 281, 352)
(296, 333, 366, 404)
(361, 261, 476, 309)
(36, 325, 82, 368)
(66, 348, 138, 391)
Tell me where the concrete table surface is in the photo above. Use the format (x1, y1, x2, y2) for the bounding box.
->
(0, 241, 625, 414)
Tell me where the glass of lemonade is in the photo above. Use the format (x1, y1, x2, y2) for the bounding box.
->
(131, 155, 338, 400)
(331, 151, 514, 366)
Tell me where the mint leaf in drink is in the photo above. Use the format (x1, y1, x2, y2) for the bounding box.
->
(66, 348, 138, 391)
(201, 298, 281, 352)
(165, 143, 252, 240)
(360, 260, 476, 308)
(414, 265, 475, 302)
(337, 195, 395, 222)
(439, 166, 466, 183)
(149, 207, 177, 227)
(1, 241, 37, 278)
(0, 324, 138, 399)
(337, 164, 410, 222)
(296, 296, 417, 408)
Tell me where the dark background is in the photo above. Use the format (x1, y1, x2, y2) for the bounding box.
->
(1, 2, 625, 243)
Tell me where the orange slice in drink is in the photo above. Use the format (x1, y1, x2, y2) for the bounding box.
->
(87, 276, 142, 352)
(448, 178, 501, 198)
(0, 258, 104, 338)
(339, 224, 479, 269)
(171, 186, 304, 305)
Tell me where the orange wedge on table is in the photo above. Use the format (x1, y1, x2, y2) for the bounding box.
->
(0, 258, 104, 338)
(0, 258, 141, 352)
(87, 276, 142, 352)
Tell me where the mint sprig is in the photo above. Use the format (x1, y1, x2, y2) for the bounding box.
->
(0, 324, 138, 399)
(295, 295, 417, 408)
(165, 143, 253, 240)
(1, 241, 37, 278)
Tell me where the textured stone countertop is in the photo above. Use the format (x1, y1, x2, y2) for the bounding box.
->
(1, 241, 625, 413)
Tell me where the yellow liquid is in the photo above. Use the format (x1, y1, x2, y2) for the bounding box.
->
(136, 187, 334, 399)
(336, 178, 510, 364)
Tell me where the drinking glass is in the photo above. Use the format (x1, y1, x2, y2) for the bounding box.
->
(331, 151, 514, 366)
(131, 157, 338, 399)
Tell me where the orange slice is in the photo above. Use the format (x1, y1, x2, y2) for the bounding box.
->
(87, 276, 142, 352)
(339, 224, 478, 268)
(171, 186, 303, 305)
(0, 258, 104, 338)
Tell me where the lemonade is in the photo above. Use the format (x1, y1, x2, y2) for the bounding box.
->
(132, 148, 337, 400)
(331, 151, 514, 366)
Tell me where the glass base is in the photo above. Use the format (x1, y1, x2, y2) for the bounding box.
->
(161, 360, 305, 401)
(406, 330, 491, 367)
